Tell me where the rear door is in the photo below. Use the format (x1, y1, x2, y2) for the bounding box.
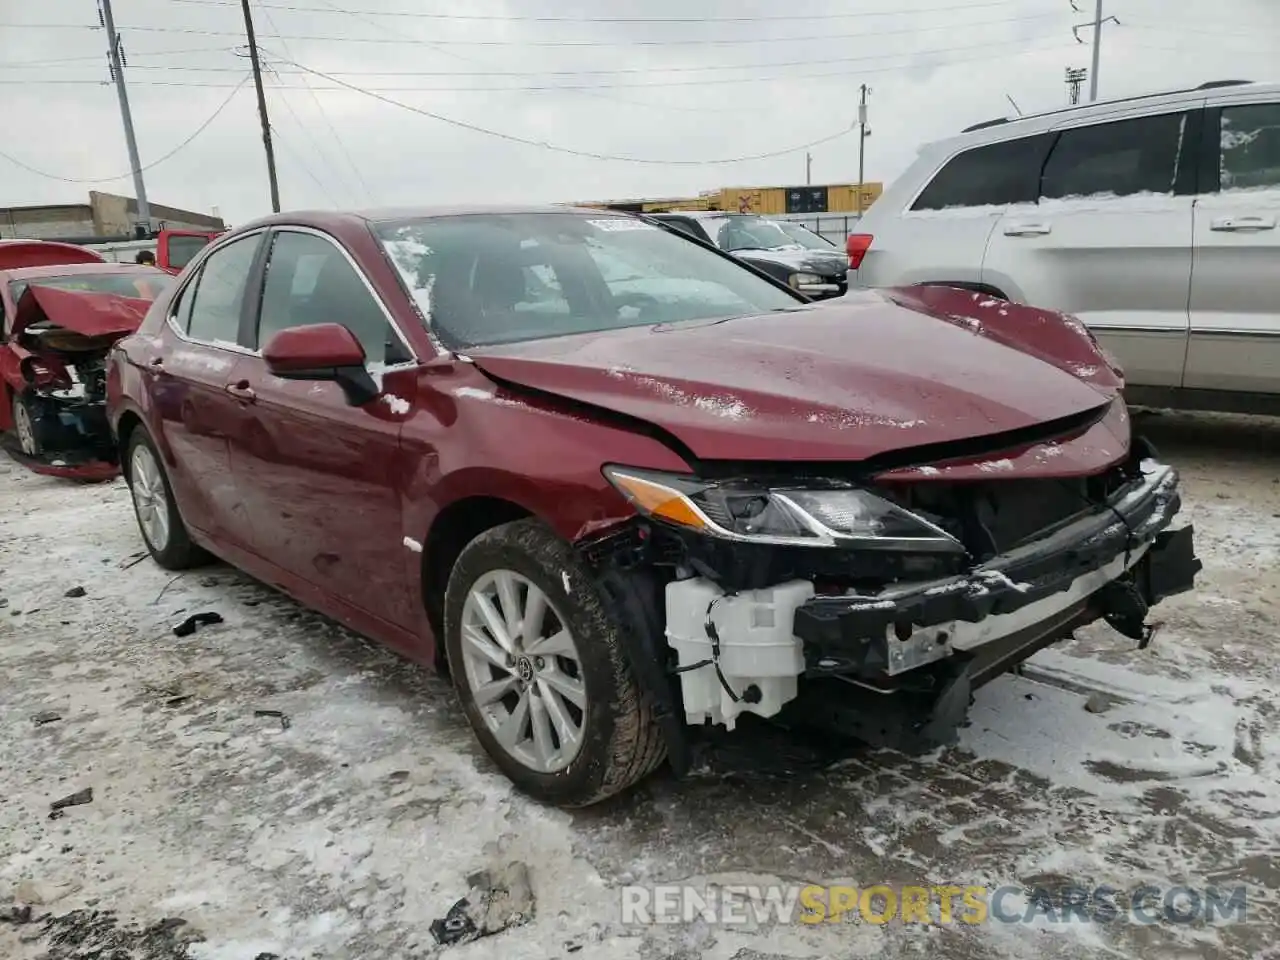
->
(149, 231, 264, 546)
(225, 227, 421, 629)
(859, 134, 1050, 290)
(982, 107, 1201, 388)
(1185, 98, 1280, 396)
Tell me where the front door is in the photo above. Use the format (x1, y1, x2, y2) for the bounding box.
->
(226, 228, 421, 630)
(982, 108, 1200, 388)
(1186, 99, 1280, 395)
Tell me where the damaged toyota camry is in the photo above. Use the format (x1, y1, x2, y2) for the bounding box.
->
(1, 241, 172, 479)
(106, 207, 1200, 807)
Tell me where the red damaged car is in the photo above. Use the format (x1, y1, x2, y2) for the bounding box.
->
(106, 208, 1200, 806)
(1, 240, 172, 479)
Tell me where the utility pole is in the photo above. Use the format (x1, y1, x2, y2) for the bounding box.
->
(1065, 67, 1088, 105)
(856, 84, 871, 216)
(1088, 0, 1103, 101)
(1071, 0, 1118, 102)
(240, 0, 281, 212)
(805, 152, 812, 186)
(98, 0, 150, 236)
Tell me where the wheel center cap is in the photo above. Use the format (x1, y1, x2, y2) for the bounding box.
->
(515, 657, 535, 682)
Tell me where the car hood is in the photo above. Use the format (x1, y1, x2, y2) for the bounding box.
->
(734, 247, 847, 276)
(466, 287, 1123, 464)
(13, 285, 153, 340)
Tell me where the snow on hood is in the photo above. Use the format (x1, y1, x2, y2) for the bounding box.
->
(466, 290, 1121, 463)
(14, 284, 153, 340)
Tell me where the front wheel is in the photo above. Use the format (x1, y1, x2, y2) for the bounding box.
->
(443, 519, 666, 807)
(125, 428, 208, 570)
(11, 393, 41, 456)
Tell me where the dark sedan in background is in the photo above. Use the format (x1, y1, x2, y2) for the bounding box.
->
(647, 211, 849, 299)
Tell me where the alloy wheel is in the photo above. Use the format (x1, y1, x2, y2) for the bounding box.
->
(129, 444, 171, 551)
(13, 401, 38, 456)
(459, 569, 587, 774)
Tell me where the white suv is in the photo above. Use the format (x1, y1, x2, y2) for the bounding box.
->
(851, 80, 1280, 414)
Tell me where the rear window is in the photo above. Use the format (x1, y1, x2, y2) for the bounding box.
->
(911, 135, 1049, 211)
(9, 271, 172, 303)
(1219, 102, 1280, 191)
(1040, 112, 1188, 200)
(166, 235, 213, 269)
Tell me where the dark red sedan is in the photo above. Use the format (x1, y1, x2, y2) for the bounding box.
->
(106, 207, 1200, 806)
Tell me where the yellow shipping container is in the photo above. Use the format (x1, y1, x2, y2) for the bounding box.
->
(578, 182, 883, 216)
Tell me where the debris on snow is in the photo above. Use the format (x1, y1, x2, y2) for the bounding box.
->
(50, 787, 93, 813)
(64, 585, 87, 598)
(429, 861, 535, 947)
(31, 709, 62, 726)
(172, 612, 224, 637)
(254, 709, 292, 731)
(1084, 692, 1115, 714)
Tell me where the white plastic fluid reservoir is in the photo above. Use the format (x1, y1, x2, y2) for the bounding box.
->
(664, 578, 815, 730)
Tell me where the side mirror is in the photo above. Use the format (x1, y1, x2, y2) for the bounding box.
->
(262, 323, 379, 406)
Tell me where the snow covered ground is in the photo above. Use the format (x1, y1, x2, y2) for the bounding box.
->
(2, 411, 1278, 960)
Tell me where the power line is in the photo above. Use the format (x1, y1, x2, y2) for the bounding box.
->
(0, 47, 233, 68)
(0, 76, 249, 183)
(264, 52, 857, 165)
(269, 124, 340, 205)
(27, 34, 1072, 80)
(301, 0, 752, 118)
(84, 13, 1070, 47)
(165, 0, 1037, 22)
(2, 40, 1077, 91)
(255, 0, 373, 203)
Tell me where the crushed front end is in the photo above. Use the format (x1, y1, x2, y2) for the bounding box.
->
(584, 422, 1201, 765)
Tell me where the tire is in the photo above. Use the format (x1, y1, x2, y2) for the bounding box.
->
(125, 428, 208, 570)
(443, 519, 666, 807)
(11, 392, 42, 457)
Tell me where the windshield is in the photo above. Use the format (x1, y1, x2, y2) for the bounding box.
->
(776, 221, 835, 251)
(705, 215, 802, 253)
(374, 213, 802, 349)
(9, 271, 173, 303)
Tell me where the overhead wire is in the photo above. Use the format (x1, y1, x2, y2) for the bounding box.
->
(254, 0, 373, 204)
(0, 75, 250, 183)
(164, 0, 1041, 22)
(70, 13, 1073, 47)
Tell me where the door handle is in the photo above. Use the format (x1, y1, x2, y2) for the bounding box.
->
(225, 381, 256, 403)
(1210, 215, 1277, 232)
(1003, 222, 1052, 237)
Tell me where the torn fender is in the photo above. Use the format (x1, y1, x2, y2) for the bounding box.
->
(13, 285, 152, 341)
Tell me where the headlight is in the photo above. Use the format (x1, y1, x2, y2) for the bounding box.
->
(604, 466, 963, 551)
(788, 272, 823, 289)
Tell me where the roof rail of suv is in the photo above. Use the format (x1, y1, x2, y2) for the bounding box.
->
(959, 79, 1254, 134)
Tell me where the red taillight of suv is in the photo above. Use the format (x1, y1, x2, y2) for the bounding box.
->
(846, 233, 873, 270)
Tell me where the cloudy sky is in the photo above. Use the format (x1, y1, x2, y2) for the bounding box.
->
(2, 0, 1277, 225)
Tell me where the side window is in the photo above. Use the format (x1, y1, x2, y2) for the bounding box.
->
(1041, 112, 1187, 200)
(911, 135, 1049, 211)
(186, 235, 260, 345)
(171, 274, 198, 333)
(257, 231, 409, 365)
(1219, 103, 1280, 191)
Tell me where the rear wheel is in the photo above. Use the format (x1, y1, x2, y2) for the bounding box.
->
(443, 519, 666, 807)
(125, 428, 208, 570)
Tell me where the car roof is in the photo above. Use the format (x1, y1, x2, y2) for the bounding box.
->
(934, 79, 1280, 151)
(0, 262, 167, 282)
